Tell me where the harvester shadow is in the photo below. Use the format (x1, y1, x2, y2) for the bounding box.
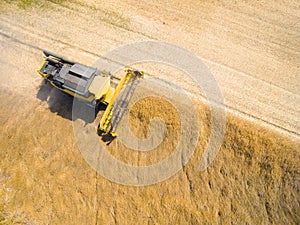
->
(36, 81, 116, 144)
(36, 81, 95, 123)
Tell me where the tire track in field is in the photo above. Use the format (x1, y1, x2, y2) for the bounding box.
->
(1, 15, 298, 96)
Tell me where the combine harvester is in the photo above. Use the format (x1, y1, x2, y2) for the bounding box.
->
(38, 51, 144, 138)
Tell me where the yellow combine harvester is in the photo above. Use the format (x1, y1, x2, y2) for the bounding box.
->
(38, 50, 144, 137)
